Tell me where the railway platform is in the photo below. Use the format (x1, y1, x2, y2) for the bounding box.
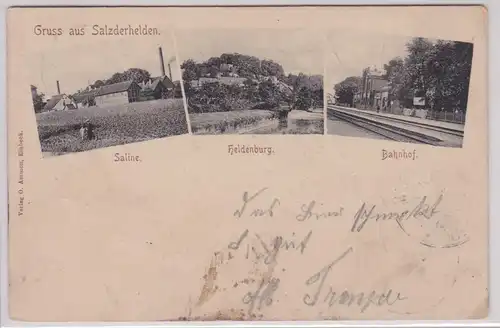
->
(329, 105, 465, 132)
(328, 105, 464, 147)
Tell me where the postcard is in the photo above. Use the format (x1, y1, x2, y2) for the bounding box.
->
(7, 6, 488, 322)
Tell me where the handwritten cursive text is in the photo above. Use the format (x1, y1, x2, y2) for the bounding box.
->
(296, 201, 344, 222)
(234, 188, 281, 218)
(303, 247, 406, 313)
(351, 195, 443, 233)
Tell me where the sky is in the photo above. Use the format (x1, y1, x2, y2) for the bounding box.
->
(175, 29, 324, 76)
(29, 29, 422, 98)
(29, 36, 180, 98)
(325, 31, 413, 92)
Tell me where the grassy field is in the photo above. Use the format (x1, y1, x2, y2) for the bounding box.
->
(189, 110, 278, 134)
(37, 99, 188, 154)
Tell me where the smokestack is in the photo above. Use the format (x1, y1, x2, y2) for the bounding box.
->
(56, 80, 61, 95)
(158, 47, 166, 76)
(168, 63, 172, 81)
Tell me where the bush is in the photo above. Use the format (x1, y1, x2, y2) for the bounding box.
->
(190, 110, 277, 134)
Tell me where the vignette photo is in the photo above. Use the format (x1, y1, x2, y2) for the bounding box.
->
(30, 35, 188, 157)
(326, 30, 472, 148)
(177, 29, 325, 135)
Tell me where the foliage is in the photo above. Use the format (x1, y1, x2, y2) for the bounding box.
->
(31, 87, 45, 113)
(181, 53, 286, 81)
(190, 110, 278, 134)
(181, 53, 323, 113)
(106, 68, 151, 85)
(295, 87, 313, 110)
(347, 37, 473, 112)
(258, 80, 282, 107)
(383, 57, 406, 100)
(181, 59, 199, 81)
(334, 76, 362, 105)
(383, 38, 473, 112)
(85, 69, 152, 90)
(91, 80, 105, 89)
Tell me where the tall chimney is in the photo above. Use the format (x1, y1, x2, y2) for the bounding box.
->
(158, 47, 166, 76)
(168, 63, 172, 81)
(56, 80, 61, 95)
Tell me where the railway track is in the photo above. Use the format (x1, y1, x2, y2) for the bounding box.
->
(328, 108, 447, 146)
(331, 106, 464, 137)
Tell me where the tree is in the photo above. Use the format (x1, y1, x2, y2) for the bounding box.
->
(92, 80, 105, 89)
(106, 73, 123, 85)
(233, 54, 261, 79)
(243, 78, 259, 100)
(206, 56, 222, 68)
(383, 57, 406, 102)
(312, 88, 324, 107)
(181, 59, 198, 81)
(375, 37, 473, 112)
(286, 73, 307, 107)
(31, 87, 45, 113)
(122, 68, 151, 83)
(334, 76, 362, 106)
(179, 53, 326, 112)
(402, 37, 435, 104)
(295, 87, 313, 111)
(104, 68, 151, 85)
(425, 40, 473, 112)
(209, 65, 219, 78)
(261, 59, 285, 79)
(258, 79, 281, 107)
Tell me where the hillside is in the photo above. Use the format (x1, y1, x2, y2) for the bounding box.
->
(181, 53, 323, 92)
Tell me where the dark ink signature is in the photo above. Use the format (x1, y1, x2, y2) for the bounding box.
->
(351, 195, 443, 234)
(296, 201, 344, 222)
(234, 188, 281, 218)
(303, 247, 406, 313)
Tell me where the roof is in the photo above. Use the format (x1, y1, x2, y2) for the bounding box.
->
(218, 77, 247, 85)
(72, 89, 98, 103)
(369, 75, 387, 80)
(151, 75, 175, 88)
(43, 94, 64, 110)
(149, 78, 165, 91)
(96, 80, 137, 96)
(199, 77, 219, 83)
